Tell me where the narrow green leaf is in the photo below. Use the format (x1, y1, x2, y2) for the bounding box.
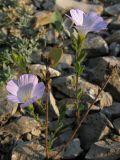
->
(77, 89, 83, 99)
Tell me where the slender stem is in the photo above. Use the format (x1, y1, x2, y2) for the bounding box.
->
(45, 66, 49, 159)
(75, 36, 85, 124)
(75, 72, 80, 124)
(45, 88, 49, 159)
(51, 71, 112, 159)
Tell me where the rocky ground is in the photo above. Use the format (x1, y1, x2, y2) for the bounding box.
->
(0, 0, 120, 159)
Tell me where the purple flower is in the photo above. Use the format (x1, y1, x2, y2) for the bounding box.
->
(6, 74, 45, 108)
(66, 9, 107, 36)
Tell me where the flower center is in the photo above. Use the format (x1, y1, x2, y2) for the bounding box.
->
(22, 92, 32, 102)
(17, 83, 33, 103)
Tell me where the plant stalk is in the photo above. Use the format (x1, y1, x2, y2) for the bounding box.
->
(45, 66, 49, 159)
(75, 72, 80, 124)
(51, 69, 113, 159)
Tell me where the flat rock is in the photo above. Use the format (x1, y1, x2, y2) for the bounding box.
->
(85, 34, 109, 58)
(56, 53, 74, 73)
(105, 3, 120, 16)
(109, 42, 120, 56)
(57, 98, 76, 117)
(113, 118, 120, 135)
(53, 75, 112, 108)
(42, 0, 55, 10)
(49, 117, 75, 131)
(56, 0, 103, 15)
(86, 56, 120, 101)
(0, 116, 41, 139)
(102, 102, 120, 119)
(86, 139, 120, 160)
(106, 30, 120, 43)
(59, 53, 73, 66)
(78, 113, 112, 150)
(54, 127, 73, 146)
(109, 16, 120, 30)
(11, 141, 45, 160)
(61, 138, 83, 159)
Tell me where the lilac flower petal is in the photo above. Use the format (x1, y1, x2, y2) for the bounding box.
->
(6, 80, 19, 96)
(7, 94, 21, 103)
(18, 74, 38, 87)
(83, 12, 101, 27)
(17, 83, 33, 102)
(70, 9, 84, 26)
(20, 97, 37, 108)
(92, 21, 107, 32)
(83, 12, 107, 34)
(32, 82, 45, 99)
(67, 9, 107, 35)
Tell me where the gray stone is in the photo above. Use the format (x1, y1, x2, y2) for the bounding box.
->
(106, 30, 120, 43)
(86, 139, 120, 160)
(85, 34, 109, 57)
(102, 102, 120, 119)
(32, 0, 42, 8)
(49, 118, 75, 132)
(43, 0, 54, 10)
(78, 113, 111, 150)
(54, 127, 73, 146)
(86, 56, 120, 101)
(113, 118, 120, 135)
(103, 0, 120, 5)
(109, 42, 120, 56)
(56, 65, 75, 76)
(57, 98, 76, 117)
(109, 16, 120, 30)
(61, 138, 83, 159)
(54, 90, 66, 99)
(0, 116, 41, 139)
(56, 53, 74, 74)
(26, 133, 32, 141)
(59, 53, 73, 66)
(30, 51, 42, 64)
(86, 56, 120, 83)
(105, 3, 120, 16)
(53, 75, 112, 108)
(11, 141, 45, 160)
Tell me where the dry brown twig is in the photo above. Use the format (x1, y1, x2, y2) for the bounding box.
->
(45, 65, 51, 159)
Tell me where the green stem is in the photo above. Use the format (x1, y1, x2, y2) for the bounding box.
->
(75, 71, 80, 124)
(75, 36, 85, 124)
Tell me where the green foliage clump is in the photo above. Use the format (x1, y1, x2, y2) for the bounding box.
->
(0, 0, 40, 85)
